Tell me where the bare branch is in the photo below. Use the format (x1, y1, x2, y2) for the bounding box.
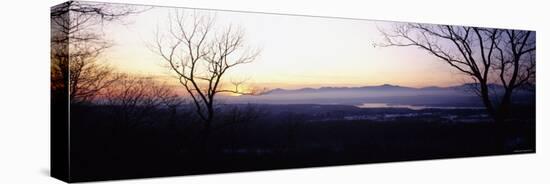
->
(152, 10, 261, 127)
(378, 23, 536, 121)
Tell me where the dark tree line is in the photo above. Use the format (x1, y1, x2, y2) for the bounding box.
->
(103, 75, 184, 129)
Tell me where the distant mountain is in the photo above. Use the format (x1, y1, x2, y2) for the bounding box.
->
(265, 84, 472, 95)
(263, 83, 517, 95)
(419, 86, 445, 90)
(221, 83, 532, 106)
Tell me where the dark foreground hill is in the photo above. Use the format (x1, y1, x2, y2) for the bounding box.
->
(67, 102, 535, 182)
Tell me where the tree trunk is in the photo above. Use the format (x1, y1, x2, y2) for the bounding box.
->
(479, 82, 496, 120)
(195, 105, 214, 159)
(494, 88, 515, 151)
(478, 82, 511, 152)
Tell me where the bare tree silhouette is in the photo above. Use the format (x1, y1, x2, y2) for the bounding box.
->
(379, 24, 535, 123)
(67, 42, 122, 104)
(51, 1, 146, 104)
(103, 75, 181, 129)
(51, 1, 142, 44)
(153, 10, 261, 141)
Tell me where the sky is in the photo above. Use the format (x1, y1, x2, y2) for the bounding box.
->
(98, 4, 466, 90)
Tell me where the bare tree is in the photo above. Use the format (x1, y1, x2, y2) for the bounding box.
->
(103, 75, 180, 128)
(68, 41, 122, 104)
(51, 1, 146, 104)
(153, 10, 261, 139)
(379, 24, 535, 123)
(51, 1, 141, 44)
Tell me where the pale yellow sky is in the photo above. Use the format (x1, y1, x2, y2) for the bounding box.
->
(98, 5, 465, 89)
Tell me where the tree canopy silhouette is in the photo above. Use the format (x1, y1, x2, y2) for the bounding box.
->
(379, 24, 535, 122)
(103, 75, 182, 129)
(51, 1, 146, 104)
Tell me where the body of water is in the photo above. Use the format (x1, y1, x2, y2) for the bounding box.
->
(356, 103, 485, 110)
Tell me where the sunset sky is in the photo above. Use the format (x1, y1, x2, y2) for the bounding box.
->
(98, 5, 466, 90)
